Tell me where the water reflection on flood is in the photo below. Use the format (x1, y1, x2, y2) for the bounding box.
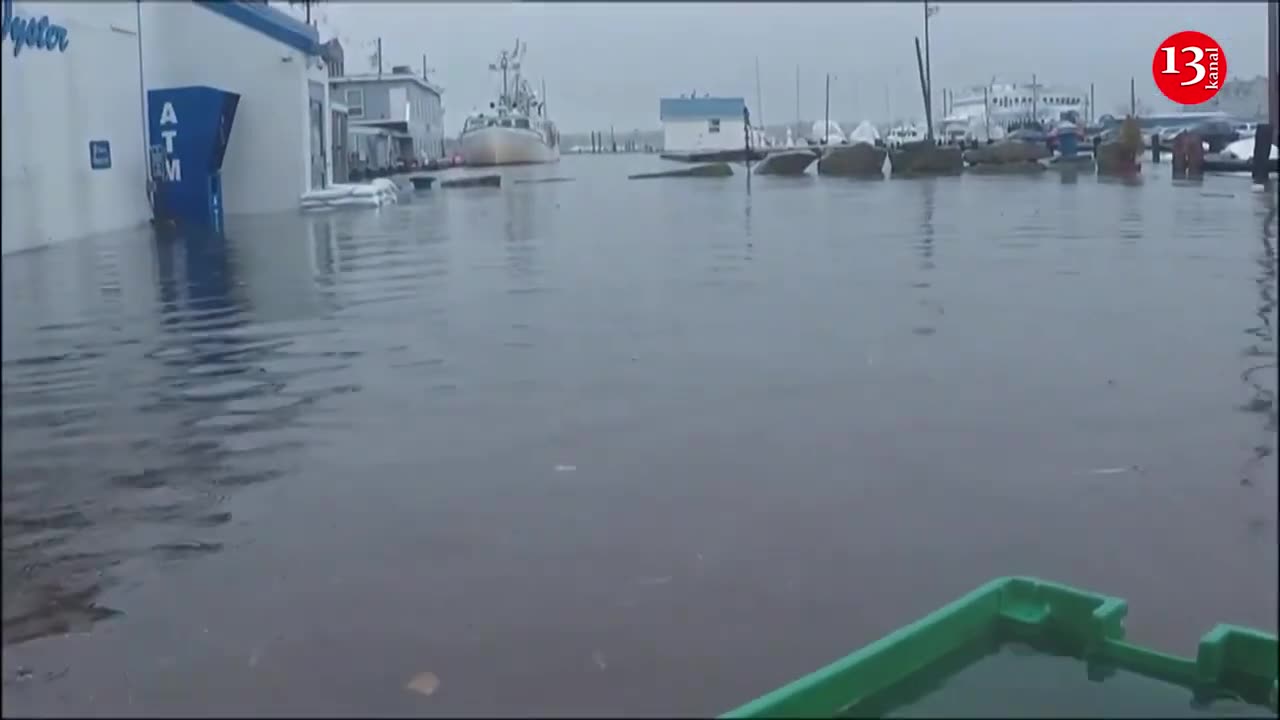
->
(2, 159, 1277, 716)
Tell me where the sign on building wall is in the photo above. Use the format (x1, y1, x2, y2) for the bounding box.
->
(1, 0, 71, 58)
(89, 140, 111, 170)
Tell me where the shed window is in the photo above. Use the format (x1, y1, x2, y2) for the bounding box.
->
(346, 88, 365, 118)
(708, 118, 721, 133)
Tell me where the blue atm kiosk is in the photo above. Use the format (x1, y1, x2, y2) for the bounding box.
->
(147, 86, 240, 232)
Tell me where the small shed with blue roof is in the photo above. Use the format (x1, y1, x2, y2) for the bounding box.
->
(659, 95, 746, 152)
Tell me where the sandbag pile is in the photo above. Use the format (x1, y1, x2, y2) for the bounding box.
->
(1220, 138, 1278, 162)
(300, 178, 400, 211)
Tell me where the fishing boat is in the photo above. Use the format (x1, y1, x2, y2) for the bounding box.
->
(459, 40, 560, 166)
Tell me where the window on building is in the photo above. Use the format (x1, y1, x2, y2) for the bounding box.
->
(346, 88, 365, 118)
(708, 118, 721, 133)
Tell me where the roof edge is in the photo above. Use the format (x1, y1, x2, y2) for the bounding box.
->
(195, 1, 320, 56)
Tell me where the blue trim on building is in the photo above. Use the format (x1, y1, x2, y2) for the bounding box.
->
(659, 97, 745, 121)
(195, 1, 320, 56)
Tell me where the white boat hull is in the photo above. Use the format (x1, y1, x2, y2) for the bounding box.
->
(460, 127, 559, 166)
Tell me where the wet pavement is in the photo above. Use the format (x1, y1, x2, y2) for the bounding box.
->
(2, 156, 1277, 716)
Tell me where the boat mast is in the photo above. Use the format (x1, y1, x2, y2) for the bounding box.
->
(754, 56, 764, 129)
(923, 1, 936, 132)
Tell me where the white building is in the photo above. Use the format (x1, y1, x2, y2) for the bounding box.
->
(142, 1, 332, 214)
(332, 68, 446, 169)
(659, 96, 747, 153)
(942, 80, 1088, 138)
(1, 0, 334, 256)
(1, 0, 152, 255)
(1193, 76, 1270, 121)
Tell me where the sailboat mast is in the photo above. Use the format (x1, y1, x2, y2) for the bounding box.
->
(795, 65, 800, 136)
(923, 1, 933, 130)
(754, 56, 764, 129)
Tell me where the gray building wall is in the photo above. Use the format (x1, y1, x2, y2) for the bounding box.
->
(1197, 76, 1270, 121)
(334, 75, 445, 159)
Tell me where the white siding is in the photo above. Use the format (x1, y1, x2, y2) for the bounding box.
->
(662, 118, 746, 152)
(1, 1, 150, 255)
(141, 2, 330, 215)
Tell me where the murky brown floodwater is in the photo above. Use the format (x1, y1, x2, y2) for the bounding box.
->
(3, 156, 1277, 716)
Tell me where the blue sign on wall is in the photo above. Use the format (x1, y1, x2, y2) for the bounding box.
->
(89, 140, 111, 170)
(1, 0, 70, 58)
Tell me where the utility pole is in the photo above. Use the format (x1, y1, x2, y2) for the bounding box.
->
(1129, 76, 1136, 117)
(1270, 0, 1278, 147)
(376, 37, 383, 77)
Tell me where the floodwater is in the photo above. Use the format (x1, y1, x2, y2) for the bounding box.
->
(3, 155, 1277, 716)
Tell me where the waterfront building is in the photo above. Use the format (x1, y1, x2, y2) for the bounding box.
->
(941, 79, 1088, 139)
(1190, 75, 1271, 122)
(330, 67, 446, 168)
(2, 1, 151, 254)
(2, 0, 335, 255)
(659, 96, 748, 153)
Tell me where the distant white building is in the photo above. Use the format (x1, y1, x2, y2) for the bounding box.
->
(659, 96, 746, 152)
(1193, 76, 1270, 121)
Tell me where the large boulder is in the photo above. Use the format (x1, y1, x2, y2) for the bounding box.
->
(755, 149, 818, 176)
(889, 141, 964, 177)
(817, 144, 886, 177)
(967, 161, 1047, 175)
(963, 140, 1049, 166)
(629, 163, 733, 180)
(1095, 141, 1140, 176)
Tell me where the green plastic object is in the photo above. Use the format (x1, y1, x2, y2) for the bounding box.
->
(722, 576, 1278, 718)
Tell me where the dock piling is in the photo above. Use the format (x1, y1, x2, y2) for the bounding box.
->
(1251, 125, 1274, 185)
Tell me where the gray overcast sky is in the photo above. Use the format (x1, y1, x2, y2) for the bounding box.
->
(294, 2, 1271, 134)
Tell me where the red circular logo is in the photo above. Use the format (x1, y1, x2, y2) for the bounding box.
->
(1152, 31, 1227, 105)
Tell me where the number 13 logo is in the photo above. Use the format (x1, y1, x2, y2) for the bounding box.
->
(1152, 31, 1226, 106)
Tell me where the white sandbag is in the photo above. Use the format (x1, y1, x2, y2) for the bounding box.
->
(300, 186, 357, 203)
(1221, 138, 1278, 161)
(329, 195, 384, 208)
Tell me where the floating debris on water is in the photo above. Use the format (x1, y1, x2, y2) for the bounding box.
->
(441, 175, 501, 189)
(513, 177, 575, 184)
(405, 671, 440, 697)
(628, 163, 733, 180)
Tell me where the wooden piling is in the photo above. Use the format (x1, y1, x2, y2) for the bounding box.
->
(1251, 125, 1274, 185)
(1171, 132, 1203, 180)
